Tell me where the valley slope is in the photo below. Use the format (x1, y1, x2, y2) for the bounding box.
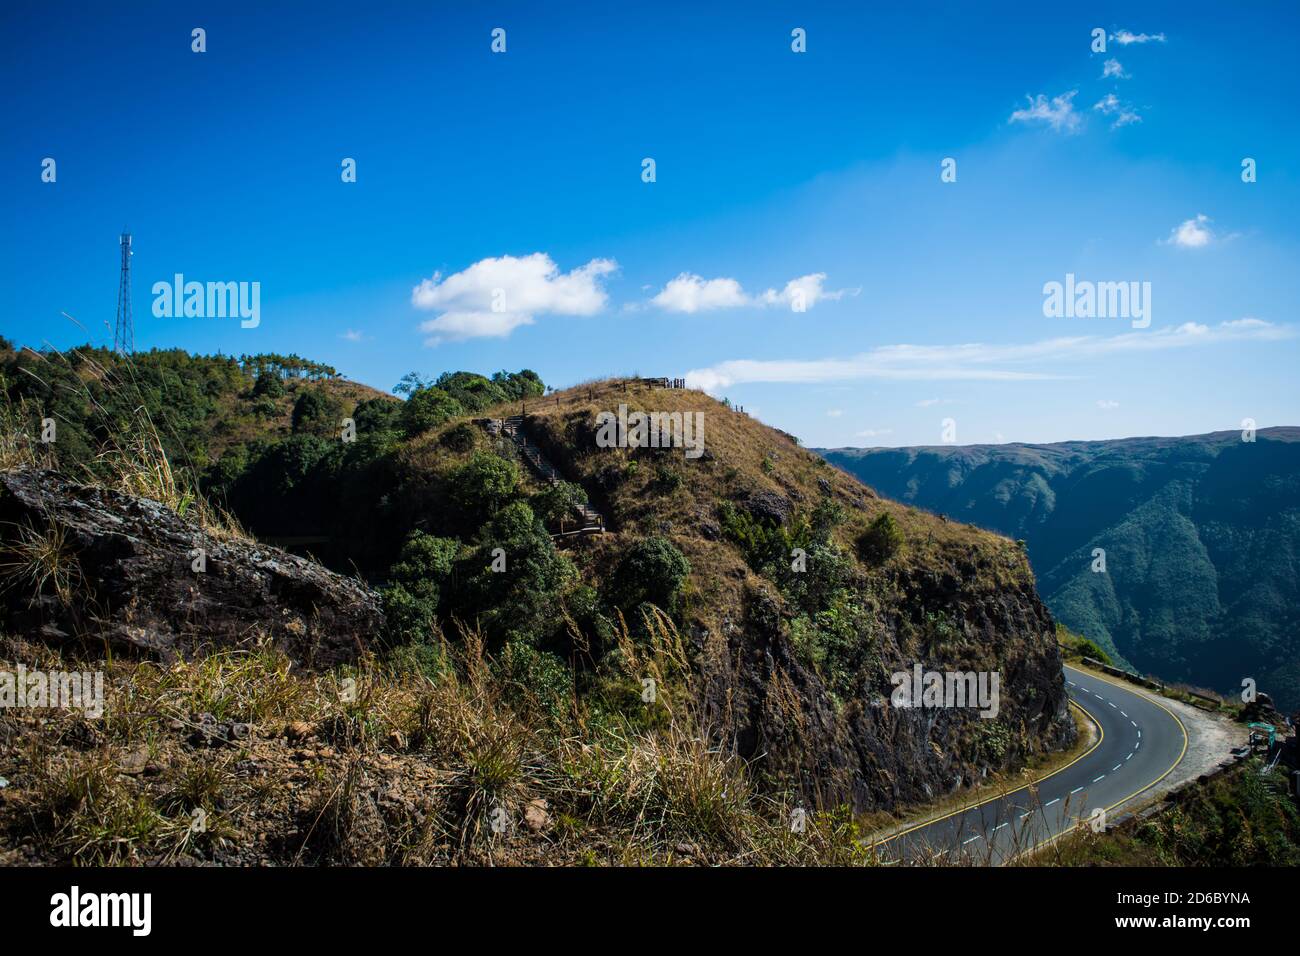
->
(819, 428, 1300, 710)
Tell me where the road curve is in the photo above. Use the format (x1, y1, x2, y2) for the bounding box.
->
(874, 663, 1189, 864)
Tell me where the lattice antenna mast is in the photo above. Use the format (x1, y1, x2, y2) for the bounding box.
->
(114, 232, 134, 354)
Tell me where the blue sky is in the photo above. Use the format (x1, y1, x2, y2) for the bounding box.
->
(4, 1, 1298, 446)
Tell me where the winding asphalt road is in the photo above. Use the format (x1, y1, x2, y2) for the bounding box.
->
(874, 664, 1189, 863)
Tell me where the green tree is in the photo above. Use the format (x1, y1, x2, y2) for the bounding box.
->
(452, 452, 520, 521)
(381, 531, 459, 644)
(460, 502, 577, 643)
(291, 388, 344, 437)
(400, 387, 462, 437)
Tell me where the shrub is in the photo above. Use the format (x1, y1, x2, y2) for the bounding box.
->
(1077, 638, 1111, 664)
(351, 398, 401, 437)
(291, 388, 344, 437)
(856, 513, 903, 564)
(531, 480, 588, 528)
(496, 639, 572, 721)
(381, 531, 459, 644)
(654, 464, 683, 492)
(252, 373, 284, 399)
(434, 372, 507, 413)
(459, 502, 577, 643)
(609, 537, 691, 614)
(440, 421, 478, 452)
(401, 387, 462, 437)
(452, 452, 521, 522)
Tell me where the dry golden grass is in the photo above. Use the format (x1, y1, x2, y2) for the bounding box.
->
(0, 611, 890, 867)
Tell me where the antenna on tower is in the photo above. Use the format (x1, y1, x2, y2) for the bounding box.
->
(114, 231, 134, 354)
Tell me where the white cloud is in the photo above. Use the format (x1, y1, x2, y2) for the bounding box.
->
(826, 408, 844, 417)
(1009, 91, 1081, 133)
(1096, 399, 1120, 409)
(1162, 214, 1215, 248)
(684, 320, 1293, 392)
(915, 398, 952, 408)
(1102, 59, 1129, 79)
(412, 253, 617, 345)
(1093, 93, 1141, 128)
(759, 273, 856, 310)
(651, 274, 749, 313)
(651, 271, 854, 313)
(340, 329, 364, 342)
(855, 428, 893, 439)
(1112, 30, 1166, 45)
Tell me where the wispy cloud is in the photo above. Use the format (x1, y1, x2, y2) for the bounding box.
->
(1009, 91, 1081, 133)
(339, 328, 365, 342)
(1102, 59, 1129, 79)
(650, 271, 855, 313)
(1112, 29, 1166, 45)
(826, 408, 844, 417)
(412, 253, 616, 345)
(1093, 93, 1141, 128)
(685, 320, 1293, 392)
(1096, 399, 1120, 409)
(855, 427, 894, 439)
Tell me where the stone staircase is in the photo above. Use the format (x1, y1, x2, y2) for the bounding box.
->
(485, 416, 605, 537)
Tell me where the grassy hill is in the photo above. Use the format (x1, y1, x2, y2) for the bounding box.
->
(2, 345, 1074, 823)
(819, 429, 1300, 710)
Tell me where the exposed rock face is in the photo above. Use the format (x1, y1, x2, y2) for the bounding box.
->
(696, 573, 1074, 813)
(0, 469, 381, 666)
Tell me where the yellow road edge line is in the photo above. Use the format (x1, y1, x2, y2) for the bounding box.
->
(1011, 663, 1191, 862)
(868, 695, 1104, 851)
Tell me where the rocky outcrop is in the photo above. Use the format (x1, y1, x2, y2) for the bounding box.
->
(0, 469, 381, 666)
(695, 570, 1074, 813)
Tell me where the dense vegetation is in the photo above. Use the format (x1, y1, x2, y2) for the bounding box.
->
(820, 431, 1300, 710)
(0, 341, 692, 718)
(1045, 762, 1300, 866)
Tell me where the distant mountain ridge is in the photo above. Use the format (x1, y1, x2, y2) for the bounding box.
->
(819, 427, 1300, 711)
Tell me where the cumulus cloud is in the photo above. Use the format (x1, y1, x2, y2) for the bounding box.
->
(651, 274, 749, 313)
(650, 271, 854, 313)
(412, 253, 617, 345)
(1112, 30, 1166, 45)
(1102, 58, 1129, 79)
(1009, 91, 1081, 133)
(1162, 214, 1216, 248)
(684, 320, 1293, 392)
